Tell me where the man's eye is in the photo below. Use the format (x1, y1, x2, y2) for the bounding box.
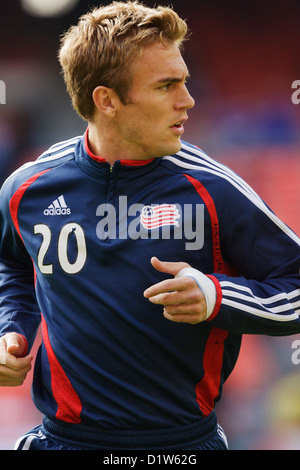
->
(160, 83, 171, 91)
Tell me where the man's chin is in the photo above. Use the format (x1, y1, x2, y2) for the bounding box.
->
(158, 139, 182, 158)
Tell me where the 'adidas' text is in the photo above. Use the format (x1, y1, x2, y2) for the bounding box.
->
(44, 195, 71, 216)
(44, 207, 71, 216)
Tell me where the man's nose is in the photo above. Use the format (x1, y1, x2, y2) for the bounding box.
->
(175, 85, 195, 110)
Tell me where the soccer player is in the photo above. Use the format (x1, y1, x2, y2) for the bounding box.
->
(0, 1, 299, 450)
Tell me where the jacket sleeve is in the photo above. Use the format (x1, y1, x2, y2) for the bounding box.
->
(0, 180, 41, 353)
(206, 173, 300, 336)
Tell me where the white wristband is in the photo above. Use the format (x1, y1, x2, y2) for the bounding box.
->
(176, 267, 216, 320)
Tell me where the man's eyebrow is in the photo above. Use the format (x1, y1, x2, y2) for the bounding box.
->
(155, 73, 191, 85)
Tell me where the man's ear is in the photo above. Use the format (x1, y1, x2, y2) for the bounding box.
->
(92, 86, 118, 116)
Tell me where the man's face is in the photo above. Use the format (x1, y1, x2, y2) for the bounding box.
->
(113, 40, 195, 160)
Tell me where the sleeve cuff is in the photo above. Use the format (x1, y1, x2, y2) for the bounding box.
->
(206, 275, 222, 321)
(18, 334, 28, 357)
(176, 267, 220, 320)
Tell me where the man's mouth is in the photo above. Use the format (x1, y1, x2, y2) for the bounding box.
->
(171, 117, 188, 128)
(170, 119, 186, 135)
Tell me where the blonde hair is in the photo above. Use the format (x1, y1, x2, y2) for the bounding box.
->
(58, 1, 188, 121)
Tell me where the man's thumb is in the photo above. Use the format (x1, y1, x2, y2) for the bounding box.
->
(5, 333, 27, 358)
(150, 257, 190, 277)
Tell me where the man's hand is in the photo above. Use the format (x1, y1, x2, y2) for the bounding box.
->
(0, 333, 33, 386)
(143, 257, 208, 324)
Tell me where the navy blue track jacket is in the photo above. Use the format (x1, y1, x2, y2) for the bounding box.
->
(0, 130, 300, 431)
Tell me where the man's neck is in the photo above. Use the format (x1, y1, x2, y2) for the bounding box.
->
(87, 125, 118, 165)
(88, 123, 152, 165)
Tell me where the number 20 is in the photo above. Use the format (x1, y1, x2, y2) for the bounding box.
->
(34, 223, 87, 274)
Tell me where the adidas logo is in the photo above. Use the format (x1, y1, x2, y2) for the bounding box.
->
(44, 195, 71, 216)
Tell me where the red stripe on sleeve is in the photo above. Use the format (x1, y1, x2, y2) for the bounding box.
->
(183, 173, 238, 276)
(9, 170, 50, 240)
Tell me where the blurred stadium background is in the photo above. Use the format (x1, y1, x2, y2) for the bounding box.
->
(0, 0, 300, 450)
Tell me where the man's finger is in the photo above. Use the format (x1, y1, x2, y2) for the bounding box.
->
(145, 279, 200, 305)
(0, 359, 33, 386)
(163, 309, 204, 325)
(0, 351, 33, 369)
(0, 345, 6, 365)
(150, 257, 190, 277)
(144, 276, 193, 300)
